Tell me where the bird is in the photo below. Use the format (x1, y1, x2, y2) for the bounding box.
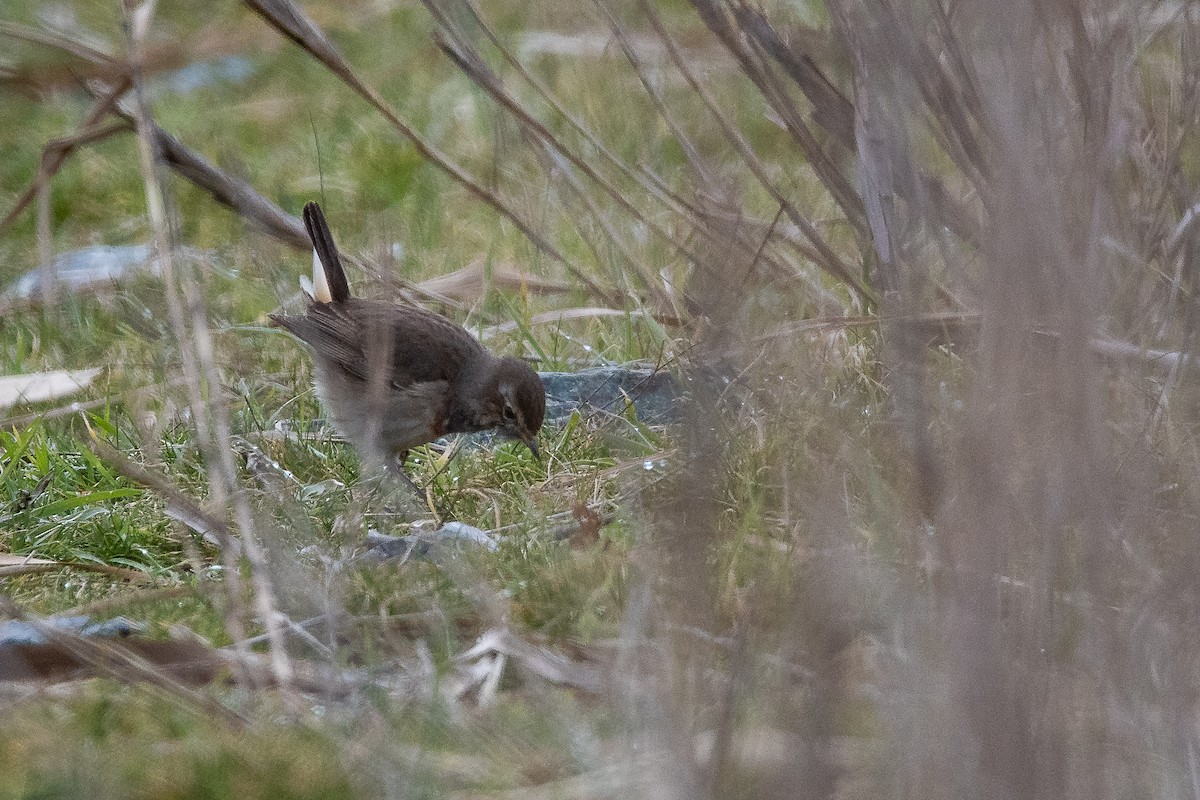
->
(269, 202, 545, 477)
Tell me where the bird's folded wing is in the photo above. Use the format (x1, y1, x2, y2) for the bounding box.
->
(269, 305, 373, 383)
(271, 299, 488, 387)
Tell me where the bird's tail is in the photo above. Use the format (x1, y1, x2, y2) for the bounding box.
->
(303, 201, 351, 304)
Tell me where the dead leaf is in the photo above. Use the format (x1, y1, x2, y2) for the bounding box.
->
(0, 552, 144, 581)
(480, 308, 652, 339)
(0, 638, 222, 685)
(456, 628, 606, 696)
(0, 368, 100, 409)
(569, 503, 603, 549)
(417, 259, 575, 303)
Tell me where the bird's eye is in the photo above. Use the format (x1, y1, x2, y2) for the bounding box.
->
(502, 405, 516, 421)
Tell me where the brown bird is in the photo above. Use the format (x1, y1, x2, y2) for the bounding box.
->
(270, 202, 545, 475)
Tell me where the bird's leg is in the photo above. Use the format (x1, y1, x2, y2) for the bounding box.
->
(383, 449, 452, 521)
(384, 449, 423, 496)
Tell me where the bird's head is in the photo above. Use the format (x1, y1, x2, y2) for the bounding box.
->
(486, 357, 545, 458)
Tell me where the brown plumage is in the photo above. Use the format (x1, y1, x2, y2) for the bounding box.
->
(269, 202, 545, 470)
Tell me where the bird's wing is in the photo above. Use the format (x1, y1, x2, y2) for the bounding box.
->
(269, 303, 373, 383)
(270, 300, 487, 388)
(374, 304, 488, 386)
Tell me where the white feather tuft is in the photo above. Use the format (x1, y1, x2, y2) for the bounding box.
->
(311, 248, 332, 303)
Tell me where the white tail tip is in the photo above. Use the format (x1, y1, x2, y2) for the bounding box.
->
(311, 248, 332, 303)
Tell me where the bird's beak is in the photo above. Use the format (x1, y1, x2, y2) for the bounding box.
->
(522, 435, 541, 460)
